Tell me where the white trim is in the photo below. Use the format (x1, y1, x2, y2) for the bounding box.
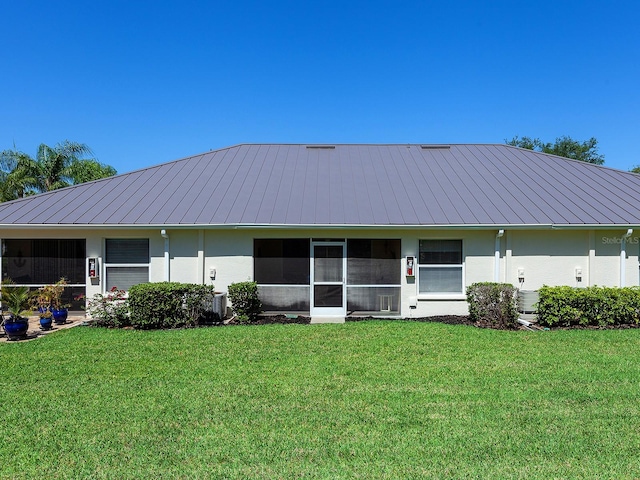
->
(161, 230, 170, 281)
(4, 283, 85, 288)
(3, 223, 640, 231)
(588, 230, 595, 287)
(621, 229, 633, 287)
(103, 238, 150, 292)
(197, 230, 205, 284)
(495, 229, 504, 282)
(416, 239, 465, 296)
(310, 241, 346, 317)
(417, 294, 467, 301)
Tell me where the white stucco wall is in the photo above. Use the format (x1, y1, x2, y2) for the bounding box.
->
(1, 226, 638, 317)
(506, 230, 590, 289)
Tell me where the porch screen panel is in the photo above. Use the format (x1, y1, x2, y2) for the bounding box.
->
(347, 287, 401, 313)
(258, 285, 310, 311)
(2, 239, 85, 285)
(346, 239, 401, 315)
(254, 239, 310, 285)
(347, 239, 400, 285)
(57, 239, 86, 284)
(254, 239, 310, 312)
(313, 245, 343, 283)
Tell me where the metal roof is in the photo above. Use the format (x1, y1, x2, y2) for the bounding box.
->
(1, 143, 640, 227)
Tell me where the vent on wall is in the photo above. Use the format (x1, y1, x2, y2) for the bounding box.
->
(421, 145, 451, 149)
(306, 145, 336, 149)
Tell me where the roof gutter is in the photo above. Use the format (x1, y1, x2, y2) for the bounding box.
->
(1, 223, 639, 231)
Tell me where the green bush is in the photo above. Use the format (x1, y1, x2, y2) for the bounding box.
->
(227, 281, 262, 323)
(128, 282, 216, 329)
(466, 282, 518, 329)
(537, 285, 640, 327)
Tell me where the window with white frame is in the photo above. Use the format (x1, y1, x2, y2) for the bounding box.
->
(105, 239, 149, 291)
(418, 239, 463, 294)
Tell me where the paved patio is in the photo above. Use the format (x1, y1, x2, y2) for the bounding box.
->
(1, 314, 87, 343)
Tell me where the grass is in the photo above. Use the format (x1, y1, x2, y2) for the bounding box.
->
(1, 321, 640, 479)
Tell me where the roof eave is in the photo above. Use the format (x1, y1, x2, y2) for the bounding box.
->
(1, 223, 639, 231)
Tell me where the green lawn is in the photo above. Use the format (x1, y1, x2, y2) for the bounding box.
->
(1, 321, 639, 479)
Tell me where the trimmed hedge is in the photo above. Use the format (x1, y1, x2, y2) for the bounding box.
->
(227, 281, 262, 323)
(128, 282, 216, 329)
(537, 285, 640, 327)
(466, 282, 519, 329)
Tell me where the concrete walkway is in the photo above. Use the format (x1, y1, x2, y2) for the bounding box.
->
(310, 317, 345, 324)
(1, 314, 86, 343)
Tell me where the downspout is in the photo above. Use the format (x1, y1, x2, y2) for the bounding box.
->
(161, 229, 170, 282)
(620, 229, 633, 287)
(495, 229, 504, 282)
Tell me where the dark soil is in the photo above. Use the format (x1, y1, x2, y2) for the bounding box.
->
(346, 315, 474, 326)
(552, 323, 640, 330)
(226, 314, 311, 325)
(225, 314, 640, 330)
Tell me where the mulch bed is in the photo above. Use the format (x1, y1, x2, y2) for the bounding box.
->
(226, 314, 311, 325)
(232, 314, 640, 330)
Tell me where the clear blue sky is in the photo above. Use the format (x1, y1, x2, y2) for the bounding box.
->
(2, 1, 639, 174)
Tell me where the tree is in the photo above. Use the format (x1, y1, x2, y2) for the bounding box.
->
(0, 141, 117, 202)
(65, 158, 117, 184)
(630, 166, 640, 174)
(0, 150, 39, 200)
(506, 135, 605, 165)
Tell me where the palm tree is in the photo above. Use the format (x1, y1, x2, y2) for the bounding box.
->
(0, 150, 39, 201)
(0, 141, 117, 201)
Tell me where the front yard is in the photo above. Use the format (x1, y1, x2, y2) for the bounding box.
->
(1, 321, 639, 478)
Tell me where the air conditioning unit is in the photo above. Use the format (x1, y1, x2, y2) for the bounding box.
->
(211, 292, 227, 320)
(517, 290, 539, 314)
(199, 292, 228, 322)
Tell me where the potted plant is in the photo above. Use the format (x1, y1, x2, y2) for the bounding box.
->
(1, 281, 32, 340)
(32, 284, 54, 331)
(49, 278, 69, 324)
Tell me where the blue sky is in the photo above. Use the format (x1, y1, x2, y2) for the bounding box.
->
(2, 1, 639, 174)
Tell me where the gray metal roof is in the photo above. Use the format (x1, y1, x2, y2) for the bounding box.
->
(1, 143, 640, 227)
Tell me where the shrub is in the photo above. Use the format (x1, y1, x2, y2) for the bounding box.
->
(537, 285, 640, 327)
(227, 281, 262, 323)
(87, 287, 130, 328)
(128, 282, 216, 329)
(466, 282, 518, 329)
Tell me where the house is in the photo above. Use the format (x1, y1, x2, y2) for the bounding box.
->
(1, 143, 639, 319)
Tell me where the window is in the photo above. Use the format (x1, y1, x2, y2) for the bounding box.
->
(418, 240, 463, 294)
(254, 239, 310, 311)
(105, 239, 149, 291)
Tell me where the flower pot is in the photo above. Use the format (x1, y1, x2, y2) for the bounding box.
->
(39, 317, 53, 330)
(52, 308, 68, 324)
(3, 317, 29, 340)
